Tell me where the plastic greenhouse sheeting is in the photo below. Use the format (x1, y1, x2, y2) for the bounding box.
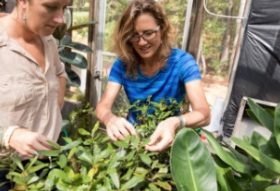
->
(222, 0, 280, 137)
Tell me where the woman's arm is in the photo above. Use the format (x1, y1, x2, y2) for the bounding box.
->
(146, 80, 210, 152)
(96, 81, 137, 141)
(57, 76, 66, 110)
(181, 80, 211, 127)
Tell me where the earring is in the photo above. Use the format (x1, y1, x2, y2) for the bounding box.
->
(23, 12, 27, 26)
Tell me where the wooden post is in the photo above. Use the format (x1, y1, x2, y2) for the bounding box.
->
(85, 0, 98, 108)
(187, 0, 205, 60)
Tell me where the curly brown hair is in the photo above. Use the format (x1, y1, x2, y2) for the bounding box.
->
(113, 0, 176, 78)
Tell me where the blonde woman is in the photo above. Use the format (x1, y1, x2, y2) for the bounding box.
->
(0, 0, 68, 189)
(97, 0, 210, 152)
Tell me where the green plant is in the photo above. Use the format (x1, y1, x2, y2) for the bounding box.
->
(53, 20, 96, 87)
(171, 98, 280, 191)
(4, 97, 187, 190)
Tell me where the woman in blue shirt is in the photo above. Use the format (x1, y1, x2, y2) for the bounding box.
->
(96, 0, 210, 152)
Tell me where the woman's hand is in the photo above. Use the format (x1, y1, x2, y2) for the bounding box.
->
(9, 128, 52, 158)
(106, 117, 138, 141)
(145, 117, 179, 152)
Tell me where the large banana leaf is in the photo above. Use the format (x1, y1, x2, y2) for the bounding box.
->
(170, 128, 217, 191)
(263, 136, 280, 161)
(250, 169, 280, 190)
(203, 130, 251, 175)
(213, 155, 243, 191)
(274, 103, 280, 148)
(232, 137, 280, 174)
(60, 51, 87, 69)
(247, 98, 274, 133)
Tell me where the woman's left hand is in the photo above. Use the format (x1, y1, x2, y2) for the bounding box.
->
(145, 117, 179, 152)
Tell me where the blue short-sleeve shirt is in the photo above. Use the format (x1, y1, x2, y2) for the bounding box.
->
(109, 48, 201, 123)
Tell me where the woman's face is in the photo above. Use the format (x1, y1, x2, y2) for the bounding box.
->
(131, 13, 162, 62)
(24, 0, 69, 36)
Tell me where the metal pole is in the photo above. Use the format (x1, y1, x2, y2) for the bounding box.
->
(95, 0, 107, 101)
(181, 0, 194, 51)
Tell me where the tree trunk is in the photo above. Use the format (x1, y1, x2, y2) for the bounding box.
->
(187, 0, 205, 60)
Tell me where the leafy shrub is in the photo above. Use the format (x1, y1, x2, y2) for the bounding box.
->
(3, 98, 187, 190)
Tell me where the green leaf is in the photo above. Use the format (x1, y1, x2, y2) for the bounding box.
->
(262, 136, 280, 160)
(27, 176, 39, 185)
(265, 185, 280, 191)
(108, 169, 120, 189)
(60, 35, 71, 46)
(154, 181, 172, 190)
(222, 140, 248, 164)
(47, 169, 71, 183)
(47, 140, 61, 150)
(62, 139, 82, 151)
(251, 169, 280, 190)
(68, 147, 77, 159)
(213, 155, 242, 191)
(135, 167, 149, 177)
(38, 150, 59, 157)
(60, 51, 87, 69)
(27, 163, 48, 174)
(139, 153, 152, 166)
(204, 130, 251, 174)
(120, 176, 144, 190)
(53, 23, 67, 40)
(65, 67, 81, 87)
(64, 42, 93, 53)
(92, 121, 100, 138)
(149, 183, 161, 191)
(78, 128, 91, 136)
(7, 172, 22, 177)
(232, 137, 280, 174)
(247, 98, 274, 133)
(250, 131, 268, 149)
(214, 163, 229, 191)
(121, 168, 134, 181)
(171, 129, 217, 191)
(274, 103, 280, 148)
(14, 155, 24, 171)
(78, 152, 93, 164)
(26, 155, 39, 171)
(58, 155, 67, 168)
(98, 144, 113, 159)
(113, 140, 129, 148)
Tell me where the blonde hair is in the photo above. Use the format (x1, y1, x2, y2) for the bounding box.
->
(113, 0, 176, 78)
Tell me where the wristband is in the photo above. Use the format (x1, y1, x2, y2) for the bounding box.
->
(4, 126, 19, 150)
(178, 116, 186, 128)
(0, 126, 7, 148)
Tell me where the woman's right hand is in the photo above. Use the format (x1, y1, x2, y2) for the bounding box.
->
(9, 128, 52, 158)
(106, 117, 137, 141)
